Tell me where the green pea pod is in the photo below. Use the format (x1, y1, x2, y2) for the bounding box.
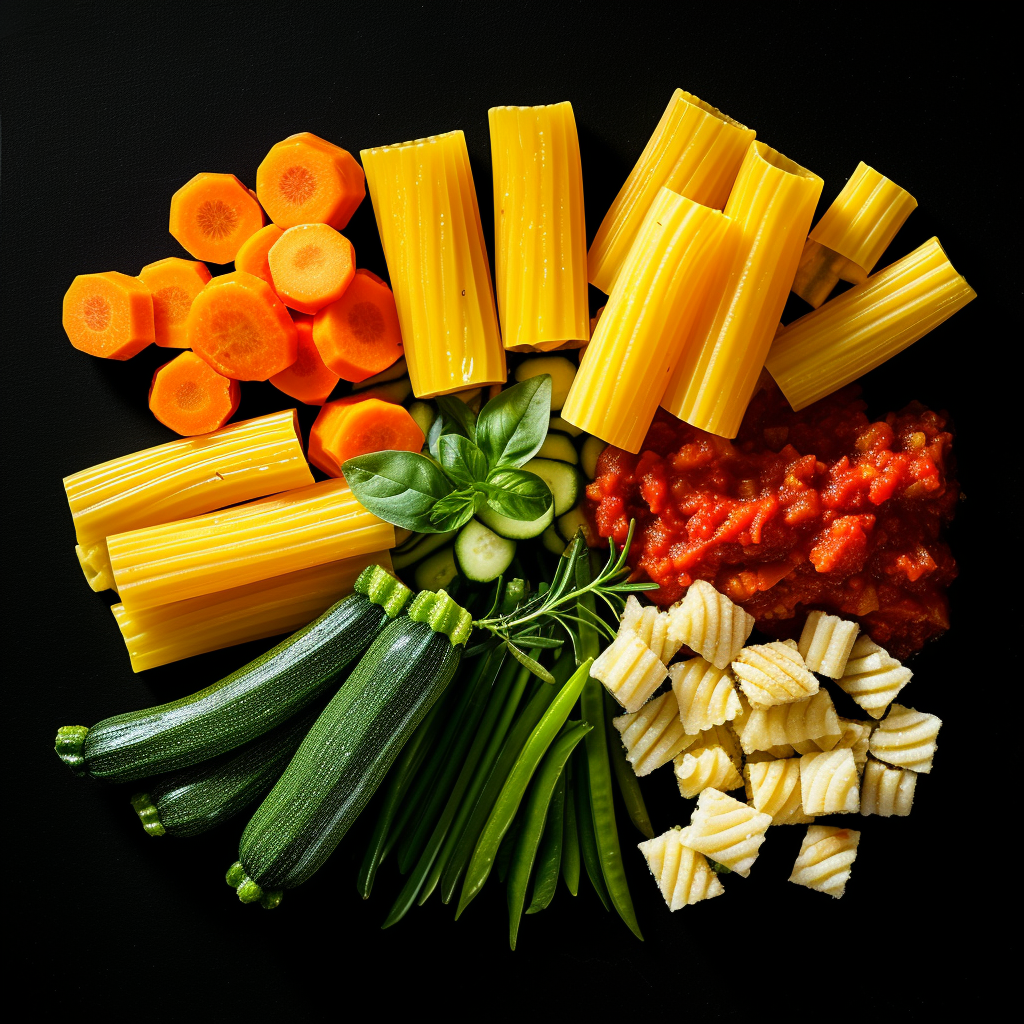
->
(526, 767, 566, 914)
(455, 657, 593, 918)
(496, 815, 523, 884)
(574, 747, 611, 911)
(605, 690, 655, 839)
(560, 759, 581, 897)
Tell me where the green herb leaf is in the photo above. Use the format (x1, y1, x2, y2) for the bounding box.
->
(428, 490, 479, 531)
(485, 468, 552, 521)
(475, 376, 552, 470)
(428, 395, 477, 458)
(342, 451, 456, 533)
(504, 639, 556, 684)
(508, 634, 563, 649)
(437, 433, 489, 487)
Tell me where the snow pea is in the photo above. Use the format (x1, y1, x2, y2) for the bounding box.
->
(526, 768, 566, 914)
(605, 689, 655, 839)
(560, 758, 581, 897)
(574, 747, 611, 911)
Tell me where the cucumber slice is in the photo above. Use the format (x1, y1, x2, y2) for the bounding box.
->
(536, 433, 578, 465)
(580, 435, 606, 479)
(454, 521, 516, 583)
(408, 401, 435, 437)
(556, 506, 597, 545)
(393, 527, 414, 548)
(352, 357, 408, 389)
(523, 458, 580, 516)
(541, 524, 566, 555)
(392, 530, 458, 570)
(477, 501, 554, 540)
(514, 356, 576, 410)
(356, 378, 412, 404)
(414, 547, 459, 591)
(549, 415, 583, 438)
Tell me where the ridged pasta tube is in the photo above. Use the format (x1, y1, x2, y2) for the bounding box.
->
(591, 632, 669, 714)
(361, 131, 507, 397)
(688, 724, 744, 769)
(793, 718, 873, 772)
(736, 690, 842, 754)
(744, 758, 812, 825)
(667, 579, 754, 670)
(732, 641, 819, 707)
(797, 610, 860, 678)
(612, 692, 696, 776)
(868, 704, 942, 774)
(638, 828, 725, 910)
(618, 595, 683, 665)
(587, 88, 754, 294)
(674, 746, 743, 799)
(788, 825, 861, 898)
(860, 758, 917, 817)
(488, 102, 588, 352)
(678, 788, 772, 877)
(799, 749, 861, 815)
(670, 657, 742, 734)
(837, 636, 912, 719)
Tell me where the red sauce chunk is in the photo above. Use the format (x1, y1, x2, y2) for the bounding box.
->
(586, 375, 959, 659)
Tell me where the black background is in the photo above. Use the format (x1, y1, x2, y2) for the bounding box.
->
(2, 4, 1013, 1018)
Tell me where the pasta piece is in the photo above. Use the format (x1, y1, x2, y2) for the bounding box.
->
(613, 692, 696, 776)
(361, 131, 506, 398)
(670, 657, 742, 733)
(860, 758, 918, 817)
(489, 102, 588, 351)
(766, 237, 976, 411)
(737, 690, 842, 754)
(677, 788, 772, 877)
(661, 142, 823, 438)
(744, 758, 813, 825)
(107, 479, 394, 612)
(788, 825, 861, 898)
(587, 88, 754, 294)
(592, 633, 668, 714)
(799, 749, 860, 815)
(674, 746, 744, 799)
(638, 828, 725, 910)
(868, 704, 942, 774)
(836, 636, 912, 719)
(793, 718, 873, 771)
(562, 188, 734, 452)
(667, 579, 754, 670)
(76, 541, 116, 593)
(744, 745, 796, 763)
(797, 610, 860, 678)
(732, 641, 819, 707)
(688, 724, 744, 769)
(618, 595, 684, 665)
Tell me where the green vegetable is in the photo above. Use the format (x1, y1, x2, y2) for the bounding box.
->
(523, 457, 580, 515)
(407, 400, 435, 437)
(392, 530, 458, 570)
(535, 433, 578, 465)
(549, 415, 583, 438)
(484, 467, 552, 521)
(605, 690, 655, 839)
(580, 435, 606, 479)
(475, 375, 552, 469)
(455, 520, 516, 582)
(477, 503, 554, 540)
(414, 546, 459, 591)
(514, 356, 576, 410)
(541, 523, 566, 554)
(526, 770, 566, 914)
(573, 749, 611, 911)
(341, 449, 455, 533)
(560, 760, 581, 896)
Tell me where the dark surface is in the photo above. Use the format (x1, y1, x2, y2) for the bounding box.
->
(2, 4, 1011, 1017)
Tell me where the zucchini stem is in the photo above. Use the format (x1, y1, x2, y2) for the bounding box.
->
(225, 861, 282, 909)
(54, 726, 89, 774)
(129, 792, 166, 837)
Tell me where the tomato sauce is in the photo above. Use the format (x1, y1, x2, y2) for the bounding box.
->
(586, 374, 959, 659)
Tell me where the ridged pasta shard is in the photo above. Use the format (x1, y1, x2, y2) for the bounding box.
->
(860, 758, 918, 817)
(592, 632, 668, 714)
(667, 579, 754, 670)
(688, 724, 744, 769)
(744, 758, 813, 825)
(868, 704, 942, 774)
(732, 641, 819, 707)
(670, 657, 743, 733)
(793, 718, 873, 771)
(677, 788, 772, 877)
(837, 636, 912, 719)
(799, 749, 861, 815)
(735, 689, 841, 754)
(744, 745, 797, 763)
(674, 746, 744, 799)
(619, 595, 684, 665)
(638, 829, 725, 910)
(788, 825, 861, 898)
(612, 692, 697, 777)
(797, 610, 860, 678)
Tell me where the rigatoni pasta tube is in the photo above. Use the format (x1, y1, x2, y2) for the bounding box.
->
(361, 131, 506, 397)
(111, 551, 392, 672)
(767, 237, 976, 410)
(660, 142, 823, 439)
(489, 102, 589, 351)
(108, 478, 394, 612)
(587, 89, 754, 294)
(561, 189, 733, 452)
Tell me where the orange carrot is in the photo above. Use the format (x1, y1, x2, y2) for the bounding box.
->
(62, 272, 155, 360)
(169, 173, 265, 264)
(256, 133, 365, 230)
(234, 224, 284, 289)
(268, 224, 356, 314)
(138, 258, 212, 348)
(148, 351, 240, 436)
(312, 269, 403, 382)
(269, 314, 340, 406)
(186, 271, 298, 380)
(307, 391, 418, 476)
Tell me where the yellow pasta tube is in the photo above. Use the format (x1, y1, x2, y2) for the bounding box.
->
(108, 478, 394, 612)
(489, 102, 589, 351)
(660, 142, 823, 439)
(64, 410, 313, 592)
(766, 237, 976, 411)
(111, 551, 393, 672)
(361, 131, 506, 398)
(561, 189, 734, 452)
(587, 89, 754, 294)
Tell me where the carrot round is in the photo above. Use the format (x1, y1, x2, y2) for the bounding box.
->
(169, 173, 265, 264)
(149, 351, 241, 436)
(312, 269, 404, 382)
(62, 271, 155, 360)
(186, 270, 298, 380)
(138, 257, 212, 348)
(256, 133, 365, 230)
(268, 223, 356, 314)
(234, 224, 284, 289)
(269, 314, 340, 406)
(307, 392, 420, 476)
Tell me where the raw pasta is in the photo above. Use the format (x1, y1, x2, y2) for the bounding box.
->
(744, 745, 797, 762)
(612, 692, 696, 776)
(744, 758, 813, 825)
(667, 579, 754, 670)
(860, 758, 917, 817)
(670, 656, 743, 733)
(591, 632, 668, 713)
(799, 749, 860, 815)
(674, 746, 744, 799)
(868, 704, 942, 774)
(788, 825, 861, 898)
(837, 636, 912, 719)
(677, 788, 772, 877)
(735, 689, 841, 754)
(793, 717, 873, 769)
(619, 595, 683, 665)
(797, 610, 860, 678)
(638, 829, 725, 910)
(732, 641, 819, 706)
(688, 724, 744, 769)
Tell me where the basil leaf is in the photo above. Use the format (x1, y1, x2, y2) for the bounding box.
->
(436, 433, 488, 487)
(475, 376, 552, 470)
(485, 468, 552, 521)
(428, 489, 479, 532)
(428, 395, 477, 458)
(342, 451, 456, 533)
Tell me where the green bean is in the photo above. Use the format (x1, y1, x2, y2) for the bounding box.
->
(455, 658, 593, 918)
(605, 689, 655, 839)
(496, 814, 523, 884)
(560, 758, 580, 896)
(526, 768, 566, 915)
(574, 747, 611, 911)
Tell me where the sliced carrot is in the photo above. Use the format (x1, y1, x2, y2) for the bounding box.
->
(138, 258, 212, 348)
(269, 314, 340, 406)
(148, 351, 241, 436)
(62, 272, 155, 360)
(256, 133, 365, 230)
(358, 268, 388, 286)
(307, 391, 418, 476)
(169, 173, 265, 264)
(268, 224, 356, 314)
(186, 271, 298, 380)
(234, 224, 284, 290)
(312, 269, 403, 382)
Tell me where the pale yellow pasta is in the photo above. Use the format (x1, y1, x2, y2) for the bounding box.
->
(868, 704, 942, 774)
(619, 595, 683, 665)
(788, 825, 861, 898)
(612, 692, 696, 776)
(837, 636, 912, 718)
(732, 641, 819, 707)
(667, 579, 754, 670)
(688, 724, 744, 769)
(669, 657, 742, 733)
(736, 689, 841, 754)
(744, 758, 813, 825)
(797, 610, 860, 678)
(638, 829, 725, 910)
(799, 749, 860, 815)
(677, 788, 772, 877)
(744, 745, 797, 763)
(674, 746, 744, 799)
(860, 758, 918, 817)
(793, 717, 873, 769)
(591, 632, 668, 714)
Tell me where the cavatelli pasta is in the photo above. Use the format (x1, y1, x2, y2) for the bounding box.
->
(798, 610, 860, 678)
(670, 657, 743, 733)
(788, 825, 861, 898)
(638, 829, 725, 910)
(793, 717, 873, 770)
(744, 758, 813, 825)
(674, 746, 744, 799)
(744, 745, 797, 763)
(677, 788, 772, 877)
(732, 641, 819, 706)
(592, 632, 668, 714)
(612, 692, 696, 776)
(837, 636, 912, 719)
(688, 724, 744, 769)
(667, 579, 754, 670)
(860, 758, 918, 817)
(736, 689, 841, 754)
(868, 704, 942, 774)
(799, 749, 861, 815)
(619, 595, 683, 665)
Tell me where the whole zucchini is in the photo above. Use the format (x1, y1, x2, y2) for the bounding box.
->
(227, 589, 473, 907)
(55, 565, 410, 782)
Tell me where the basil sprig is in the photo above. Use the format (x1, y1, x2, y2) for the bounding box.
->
(342, 376, 554, 533)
